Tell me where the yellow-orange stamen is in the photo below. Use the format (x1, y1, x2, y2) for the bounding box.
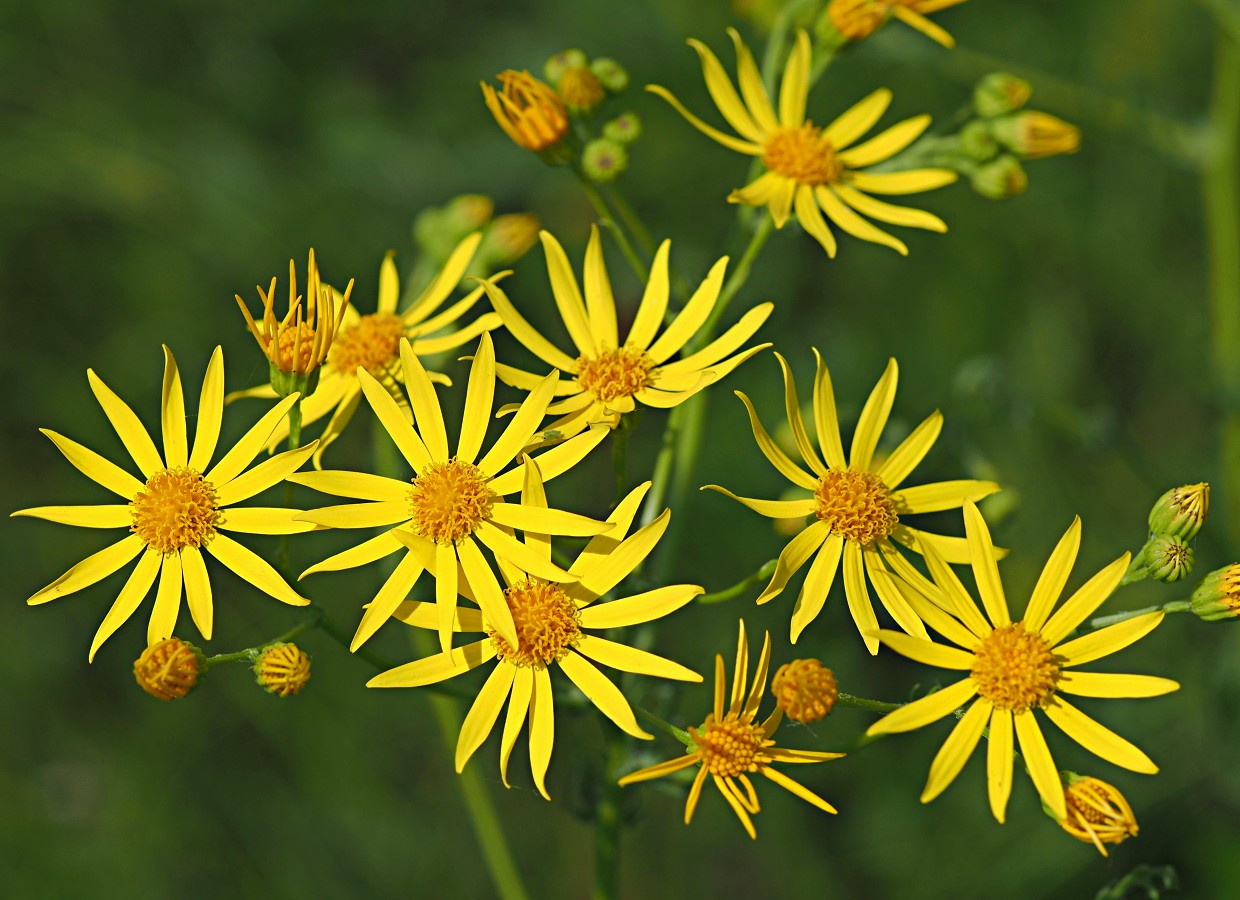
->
(134, 638, 200, 700)
(329, 312, 405, 374)
(130, 467, 221, 554)
(813, 469, 898, 545)
(488, 580, 581, 667)
(692, 716, 771, 778)
(772, 659, 838, 723)
(256, 643, 312, 697)
(407, 459, 493, 543)
(762, 124, 843, 186)
(576, 347, 653, 402)
(1061, 776, 1139, 854)
(971, 623, 1060, 712)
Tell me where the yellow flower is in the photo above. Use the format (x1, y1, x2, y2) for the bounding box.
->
(828, 0, 970, 49)
(706, 352, 999, 651)
(482, 227, 772, 439)
(1059, 774, 1139, 856)
(228, 233, 501, 468)
(481, 70, 570, 153)
(866, 502, 1179, 822)
(369, 473, 703, 800)
(649, 29, 957, 256)
(292, 333, 609, 654)
(134, 637, 202, 700)
(14, 347, 315, 659)
(618, 620, 843, 839)
(235, 249, 351, 388)
(256, 643, 312, 697)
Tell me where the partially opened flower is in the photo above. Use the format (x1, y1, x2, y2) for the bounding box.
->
(1059, 774, 1139, 856)
(618, 620, 843, 839)
(292, 333, 608, 653)
(706, 352, 999, 651)
(649, 29, 956, 256)
(229, 233, 501, 468)
(483, 227, 772, 439)
(866, 502, 1179, 822)
(828, 0, 971, 49)
(370, 473, 703, 799)
(14, 347, 315, 659)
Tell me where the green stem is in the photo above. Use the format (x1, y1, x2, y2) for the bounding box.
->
(635, 705, 694, 748)
(1089, 600, 1193, 631)
(693, 216, 774, 352)
(612, 416, 630, 502)
(1118, 553, 1149, 587)
(592, 734, 625, 900)
(572, 165, 649, 283)
(697, 559, 779, 604)
(835, 692, 903, 715)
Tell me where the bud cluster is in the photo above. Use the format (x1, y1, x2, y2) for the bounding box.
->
(1133, 483, 1209, 584)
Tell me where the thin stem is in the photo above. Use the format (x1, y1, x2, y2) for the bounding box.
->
(592, 733, 625, 900)
(612, 416, 631, 502)
(835, 692, 904, 715)
(698, 559, 779, 604)
(1089, 600, 1193, 631)
(635, 705, 695, 748)
(693, 215, 774, 353)
(572, 165, 649, 283)
(1118, 553, 1149, 587)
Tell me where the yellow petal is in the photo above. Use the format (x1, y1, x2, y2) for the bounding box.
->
(88, 547, 161, 661)
(367, 639, 496, 687)
(790, 534, 844, 643)
(214, 442, 317, 508)
(479, 279, 578, 373)
(1014, 710, 1065, 819)
(300, 529, 405, 578)
(352, 550, 425, 652)
(778, 30, 811, 128)
(730, 390, 819, 489)
(831, 184, 947, 233)
(866, 677, 977, 735)
(539, 230, 597, 357)
(474, 520, 573, 582)
(87, 369, 163, 477)
(617, 753, 699, 786)
(1055, 611, 1164, 666)
(402, 231, 483, 324)
(499, 666, 534, 789)
(27, 533, 145, 605)
(574, 511, 670, 600)
(891, 5, 955, 48)
(1039, 553, 1131, 646)
(529, 666, 555, 799)
(399, 339, 450, 462)
(477, 372, 559, 477)
(921, 697, 990, 803)
(762, 766, 838, 815)
(824, 88, 892, 150)
(296, 500, 410, 529)
(40, 429, 143, 500)
(891, 479, 1000, 514)
(487, 502, 608, 537)
(1042, 697, 1159, 774)
(864, 549, 928, 639)
(727, 27, 779, 133)
(456, 662, 517, 772)
(850, 358, 898, 471)
(811, 350, 847, 469)
(205, 533, 307, 606)
(876, 410, 941, 489)
(686, 37, 764, 143)
(456, 332, 497, 465)
(485, 426, 608, 496)
(205, 394, 301, 486)
(656, 303, 773, 379)
(702, 485, 815, 520)
(13, 505, 131, 528)
(816, 186, 909, 255)
(775, 352, 828, 477)
(963, 501, 1009, 627)
(843, 541, 880, 654)
(987, 707, 1014, 823)
(289, 469, 409, 501)
(848, 169, 958, 195)
(838, 115, 931, 169)
(574, 634, 701, 681)
(877, 629, 974, 669)
(559, 651, 651, 739)
(458, 535, 518, 649)
(583, 226, 620, 348)
(794, 183, 838, 257)
(147, 550, 183, 645)
(579, 585, 703, 629)
(160, 346, 188, 469)
(626, 240, 672, 351)
(188, 347, 225, 471)
(646, 256, 729, 364)
(1022, 516, 1081, 631)
(181, 544, 213, 639)
(756, 520, 829, 604)
(642, 85, 762, 155)
(1057, 671, 1179, 699)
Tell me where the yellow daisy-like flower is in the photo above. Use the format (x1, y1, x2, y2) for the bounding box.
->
(369, 470, 702, 799)
(866, 501, 1179, 822)
(482, 227, 772, 439)
(292, 333, 609, 654)
(229, 232, 501, 468)
(618, 620, 843, 839)
(649, 29, 957, 256)
(706, 352, 999, 651)
(14, 347, 315, 660)
(829, 0, 970, 49)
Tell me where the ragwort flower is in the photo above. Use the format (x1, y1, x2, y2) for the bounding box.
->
(369, 473, 702, 800)
(618, 620, 843, 839)
(866, 502, 1179, 822)
(707, 352, 999, 651)
(292, 333, 608, 653)
(15, 347, 315, 659)
(649, 29, 956, 256)
(229, 233, 501, 468)
(483, 227, 772, 438)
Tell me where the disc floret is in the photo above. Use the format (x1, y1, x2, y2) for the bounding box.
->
(407, 460, 494, 543)
(813, 469, 899, 545)
(971, 622, 1060, 712)
(488, 580, 582, 667)
(129, 467, 221, 554)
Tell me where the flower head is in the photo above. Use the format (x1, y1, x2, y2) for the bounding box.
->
(256, 643, 312, 697)
(828, 0, 970, 49)
(706, 352, 999, 650)
(235, 249, 352, 393)
(1189, 563, 1240, 621)
(649, 29, 956, 256)
(483, 227, 772, 439)
(1059, 773, 1139, 856)
(482, 70, 571, 155)
(866, 502, 1179, 822)
(772, 658, 838, 723)
(134, 637, 202, 700)
(1148, 482, 1209, 542)
(14, 347, 314, 659)
(227, 233, 501, 468)
(619, 620, 843, 838)
(991, 111, 1081, 159)
(292, 333, 609, 654)
(369, 472, 703, 799)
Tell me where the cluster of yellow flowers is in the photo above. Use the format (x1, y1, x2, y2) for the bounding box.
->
(16, 2, 1208, 866)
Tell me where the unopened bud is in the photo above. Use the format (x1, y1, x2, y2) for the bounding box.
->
(771, 658, 838, 723)
(480, 213, 540, 266)
(970, 155, 1027, 200)
(255, 642, 312, 697)
(557, 66, 605, 114)
(134, 638, 203, 701)
(973, 72, 1033, 118)
(824, 0, 886, 43)
(1189, 564, 1240, 621)
(1056, 773, 1139, 857)
(959, 120, 999, 163)
(992, 111, 1080, 159)
(590, 57, 629, 93)
(444, 194, 495, 233)
(603, 112, 642, 145)
(581, 138, 628, 183)
(1148, 482, 1209, 541)
(544, 49, 589, 86)
(481, 70, 573, 162)
(1142, 535, 1193, 583)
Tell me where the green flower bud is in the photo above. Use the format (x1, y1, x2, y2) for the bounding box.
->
(1189, 564, 1240, 621)
(603, 112, 642, 144)
(974, 72, 1033, 118)
(1148, 482, 1209, 541)
(1141, 535, 1193, 583)
(581, 138, 628, 183)
(544, 49, 589, 85)
(959, 120, 999, 163)
(970, 155, 1027, 200)
(991, 111, 1080, 159)
(590, 57, 629, 93)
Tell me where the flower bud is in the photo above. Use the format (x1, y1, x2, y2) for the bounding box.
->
(991, 111, 1080, 159)
(1189, 564, 1240, 621)
(134, 638, 203, 701)
(973, 72, 1033, 118)
(603, 112, 642, 145)
(590, 57, 629, 93)
(581, 138, 628, 183)
(481, 71, 573, 161)
(1142, 535, 1193, 583)
(1148, 482, 1209, 541)
(970, 155, 1027, 200)
(479, 214, 541, 267)
(544, 49, 589, 86)
(824, 0, 886, 43)
(255, 642, 312, 697)
(443, 194, 495, 233)
(1056, 773, 1138, 856)
(557, 66, 605, 114)
(959, 120, 999, 163)
(771, 658, 838, 723)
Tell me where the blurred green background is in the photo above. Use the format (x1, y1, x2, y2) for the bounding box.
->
(3, 0, 1238, 897)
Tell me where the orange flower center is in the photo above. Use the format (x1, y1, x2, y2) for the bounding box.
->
(329, 313, 405, 374)
(771, 658, 839, 723)
(813, 469, 898, 545)
(762, 124, 843, 186)
(691, 716, 770, 777)
(971, 623, 1060, 712)
(265, 322, 320, 375)
(489, 580, 582, 667)
(576, 347, 654, 402)
(407, 459, 493, 543)
(130, 467, 221, 554)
